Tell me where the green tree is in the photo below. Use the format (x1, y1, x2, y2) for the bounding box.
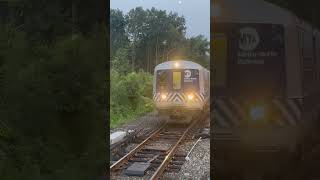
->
(185, 35, 210, 68)
(126, 7, 148, 70)
(111, 48, 130, 75)
(125, 7, 187, 72)
(110, 9, 129, 58)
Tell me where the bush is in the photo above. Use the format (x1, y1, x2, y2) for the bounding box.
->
(110, 62, 155, 128)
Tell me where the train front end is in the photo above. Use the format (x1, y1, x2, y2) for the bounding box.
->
(211, 0, 312, 177)
(153, 60, 207, 122)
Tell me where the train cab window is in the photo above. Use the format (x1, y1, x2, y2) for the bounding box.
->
(157, 71, 168, 92)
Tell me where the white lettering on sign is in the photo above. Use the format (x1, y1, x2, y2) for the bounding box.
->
(239, 27, 260, 51)
(238, 51, 279, 57)
(238, 59, 264, 65)
(237, 50, 279, 64)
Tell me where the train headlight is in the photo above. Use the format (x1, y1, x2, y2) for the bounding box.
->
(187, 94, 194, 101)
(250, 106, 265, 120)
(161, 94, 167, 100)
(174, 62, 180, 68)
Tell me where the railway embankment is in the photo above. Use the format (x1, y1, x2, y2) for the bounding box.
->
(110, 113, 210, 179)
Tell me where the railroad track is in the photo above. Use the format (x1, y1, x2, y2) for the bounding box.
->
(110, 117, 201, 180)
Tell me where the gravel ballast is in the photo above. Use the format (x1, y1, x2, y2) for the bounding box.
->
(162, 139, 210, 180)
(110, 113, 210, 179)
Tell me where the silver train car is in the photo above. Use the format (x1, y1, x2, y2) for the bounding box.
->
(153, 60, 210, 123)
(213, 0, 320, 177)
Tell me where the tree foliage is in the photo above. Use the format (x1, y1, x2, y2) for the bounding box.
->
(0, 25, 107, 179)
(110, 68, 154, 128)
(0, 2, 107, 179)
(111, 7, 210, 71)
(110, 9, 129, 58)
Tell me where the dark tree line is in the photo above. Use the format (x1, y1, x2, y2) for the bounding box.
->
(0, 1, 107, 179)
(0, 0, 106, 44)
(111, 7, 210, 72)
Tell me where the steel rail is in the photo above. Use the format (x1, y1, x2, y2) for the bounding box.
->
(150, 119, 199, 180)
(110, 124, 166, 171)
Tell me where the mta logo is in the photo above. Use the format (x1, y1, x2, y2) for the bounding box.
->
(184, 70, 191, 78)
(239, 27, 260, 51)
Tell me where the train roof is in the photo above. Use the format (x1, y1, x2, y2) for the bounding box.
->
(212, 0, 301, 26)
(154, 60, 205, 71)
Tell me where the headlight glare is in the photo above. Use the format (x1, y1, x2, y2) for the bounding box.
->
(250, 106, 265, 120)
(161, 94, 167, 100)
(187, 94, 194, 101)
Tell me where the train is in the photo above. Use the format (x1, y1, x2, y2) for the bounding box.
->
(153, 60, 210, 123)
(212, 0, 320, 178)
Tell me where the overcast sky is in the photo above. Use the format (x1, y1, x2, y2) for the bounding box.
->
(110, 0, 210, 40)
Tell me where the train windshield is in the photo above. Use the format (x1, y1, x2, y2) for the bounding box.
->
(157, 70, 169, 92)
(156, 69, 199, 92)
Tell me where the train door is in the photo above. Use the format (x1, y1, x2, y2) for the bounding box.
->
(173, 71, 182, 90)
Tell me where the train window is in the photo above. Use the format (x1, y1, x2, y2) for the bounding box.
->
(300, 30, 317, 93)
(173, 71, 181, 90)
(298, 29, 304, 64)
(297, 29, 305, 92)
(158, 71, 168, 92)
(315, 36, 320, 81)
(203, 70, 209, 96)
